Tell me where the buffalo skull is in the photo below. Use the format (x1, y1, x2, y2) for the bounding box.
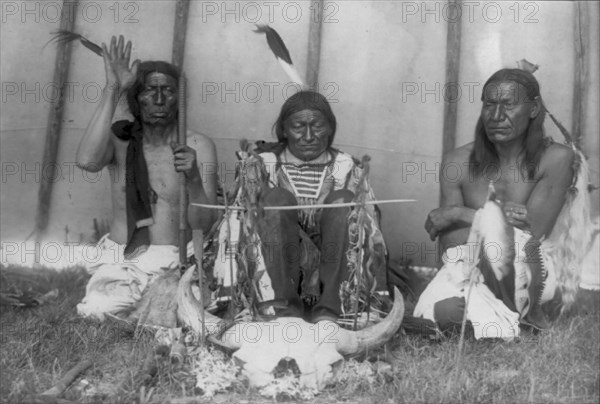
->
(178, 265, 404, 392)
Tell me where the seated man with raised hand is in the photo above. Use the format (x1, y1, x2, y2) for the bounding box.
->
(75, 36, 218, 322)
(414, 67, 592, 340)
(232, 90, 386, 323)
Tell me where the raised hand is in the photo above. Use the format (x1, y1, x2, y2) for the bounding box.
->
(101, 35, 140, 92)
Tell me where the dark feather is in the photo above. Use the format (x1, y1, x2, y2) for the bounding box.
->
(46, 30, 103, 56)
(254, 24, 293, 65)
(520, 237, 550, 330)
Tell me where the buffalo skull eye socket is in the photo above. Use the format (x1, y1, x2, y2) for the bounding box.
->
(272, 357, 301, 379)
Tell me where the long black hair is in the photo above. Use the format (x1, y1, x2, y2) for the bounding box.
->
(469, 68, 548, 180)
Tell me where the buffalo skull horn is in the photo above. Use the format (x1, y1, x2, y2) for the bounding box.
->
(334, 286, 405, 355)
(177, 263, 405, 354)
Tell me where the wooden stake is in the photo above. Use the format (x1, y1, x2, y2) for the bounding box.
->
(306, 0, 324, 90)
(441, 0, 462, 202)
(572, 1, 590, 147)
(34, 0, 79, 246)
(192, 229, 206, 344)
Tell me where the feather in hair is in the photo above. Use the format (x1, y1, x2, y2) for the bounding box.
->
(46, 30, 103, 56)
(254, 24, 304, 87)
(517, 58, 539, 74)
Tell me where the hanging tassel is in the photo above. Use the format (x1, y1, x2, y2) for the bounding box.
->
(45, 30, 103, 56)
(254, 24, 305, 87)
(296, 196, 318, 230)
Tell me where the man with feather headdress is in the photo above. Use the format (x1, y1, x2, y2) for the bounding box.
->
(75, 36, 218, 321)
(229, 90, 386, 323)
(415, 67, 594, 340)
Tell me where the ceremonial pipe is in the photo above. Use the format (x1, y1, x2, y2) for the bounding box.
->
(178, 74, 187, 267)
(191, 199, 416, 211)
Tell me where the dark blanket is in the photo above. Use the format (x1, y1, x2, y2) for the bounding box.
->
(111, 120, 156, 257)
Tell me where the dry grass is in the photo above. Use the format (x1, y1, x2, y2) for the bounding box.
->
(1, 264, 598, 404)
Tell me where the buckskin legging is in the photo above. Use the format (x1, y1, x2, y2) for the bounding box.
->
(257, 187, 353, 320)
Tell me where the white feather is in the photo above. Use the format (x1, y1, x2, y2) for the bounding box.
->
(479, 200, 515, 280)
(277, 58, 305, 88)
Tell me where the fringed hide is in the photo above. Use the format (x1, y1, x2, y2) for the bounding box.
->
(543, 149, 595, 312)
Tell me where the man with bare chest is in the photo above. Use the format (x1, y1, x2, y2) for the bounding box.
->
(76, 36, 218, 320)
(415, 68, 575, 339)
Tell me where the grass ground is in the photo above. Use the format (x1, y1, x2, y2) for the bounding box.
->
(1, 264, 598, 404)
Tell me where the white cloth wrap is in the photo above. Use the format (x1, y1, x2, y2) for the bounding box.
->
(413, 228, 557, 341)
(76, 236, 183, 320)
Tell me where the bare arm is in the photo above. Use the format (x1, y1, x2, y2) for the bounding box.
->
(425, 148, 477, 250)
(173, 134, 219, 233)
(519, 146, 574, 239)
(76, 35, 139, 172)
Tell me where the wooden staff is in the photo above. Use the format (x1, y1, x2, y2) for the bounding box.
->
(178, 74, 188, 267)
(192, 229, 206, 344)
(572, 1, 589, 147)
(172, 0, 191, 69)
(306, 0, 324, 90)
(441, 0, 462, 207)
(34, 0, 79, 251)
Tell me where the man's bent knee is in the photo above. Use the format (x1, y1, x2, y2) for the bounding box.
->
(263, 187, 297, 206)
(324, 189, 354, 205)
(434, 297, 465, 330)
